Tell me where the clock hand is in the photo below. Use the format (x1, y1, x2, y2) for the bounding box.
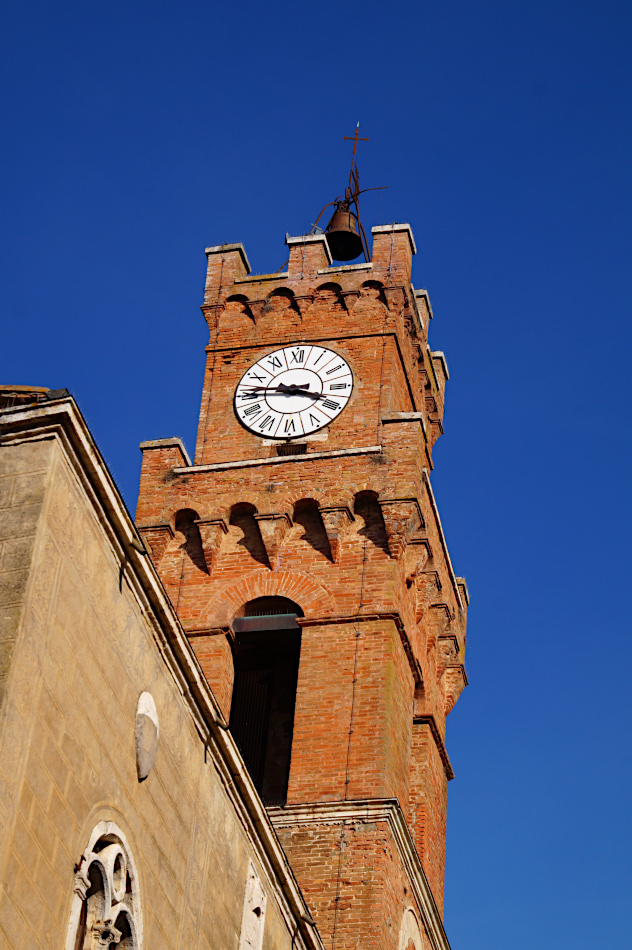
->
(242, 383, 312, 395)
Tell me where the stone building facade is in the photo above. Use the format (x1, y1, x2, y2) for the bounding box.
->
(0, 221, 467, 950)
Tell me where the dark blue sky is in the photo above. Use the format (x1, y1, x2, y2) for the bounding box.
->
(2, 1, 631, 946)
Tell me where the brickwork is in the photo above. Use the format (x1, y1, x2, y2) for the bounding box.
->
(0, 425, 320, 950)
(135, 223, 468, 949)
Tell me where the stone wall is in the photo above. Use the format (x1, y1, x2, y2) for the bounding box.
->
(0, 430, 317, 950)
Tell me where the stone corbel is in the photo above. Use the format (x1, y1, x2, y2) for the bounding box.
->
(254, 513, 292, 570)
(442, 663, 468, 714)
(412, 568, 441, 623)
(437, 634, 460, 673)
(138, 524, 175, 565)
(200, 303, 224, 331)
(383, 285, 407, 314)
(378, 498, 423, 559)
(319, 506, 354, 563)
(404, 538, 431, 580)
(293, 294, 314, 317)
(195, 518, 228, 573)
(342, 289, 360, 310)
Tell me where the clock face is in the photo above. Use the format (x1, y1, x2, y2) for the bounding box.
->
(234, 344, 354, 440)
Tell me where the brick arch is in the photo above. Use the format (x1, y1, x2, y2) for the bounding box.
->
(204, 570, 337, 625)
(268, 286, 295, 299)
(279, 488, 328, 509)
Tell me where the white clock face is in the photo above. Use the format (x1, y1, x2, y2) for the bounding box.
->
(234, 344, 354, 440)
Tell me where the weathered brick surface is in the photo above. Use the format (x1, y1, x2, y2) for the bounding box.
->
(272, 816, 422, 950)
(288, 620, 414, 812)
(136, 224, 468, 936)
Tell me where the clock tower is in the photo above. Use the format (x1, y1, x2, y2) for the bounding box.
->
(136, 221, 468, 950)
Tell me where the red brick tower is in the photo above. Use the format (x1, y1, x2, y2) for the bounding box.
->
(136, 223, 468, 950)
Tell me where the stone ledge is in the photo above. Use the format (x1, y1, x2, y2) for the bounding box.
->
(317, 261, 373, 275)
(172, 444, 382, 474)
(381, 412, 428, 439)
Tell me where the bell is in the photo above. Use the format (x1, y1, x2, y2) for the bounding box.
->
(325, 209, 364, 262)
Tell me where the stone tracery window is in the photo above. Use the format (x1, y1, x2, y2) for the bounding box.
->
(66, 822, 142, 950)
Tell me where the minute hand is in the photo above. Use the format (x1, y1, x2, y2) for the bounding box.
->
(242, 383, 315, 395)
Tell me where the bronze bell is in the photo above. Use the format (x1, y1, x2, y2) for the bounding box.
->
(325, 208, 364, 262)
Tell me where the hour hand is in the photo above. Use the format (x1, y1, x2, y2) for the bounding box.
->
(276, 382, 310, 393)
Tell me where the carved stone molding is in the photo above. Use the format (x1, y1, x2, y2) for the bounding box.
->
(319, 505, 354, 563)
(254, 513, 292, 570)
(195, 518, 228, 572)
(66, 822, 141, 950)
(379, 499, 423, 559)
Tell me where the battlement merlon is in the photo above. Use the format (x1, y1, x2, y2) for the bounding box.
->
(202, 224, 417, 304)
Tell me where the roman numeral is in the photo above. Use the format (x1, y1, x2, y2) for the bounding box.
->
(322, 399, 340, 410)
(243, 403, 262, 417)
(239, 390, 260, 400)
(284, 418, 296, 434)
(308, 413, 320, 426)
(290, 349, 305, 364)
(312, 352, 325, 366)
(329, 383, 348, 390)
(267, 356, 282, 370)
(248, 372, 267, 383)
(258, 415, 275, 431)
(325, 364, 343, 375)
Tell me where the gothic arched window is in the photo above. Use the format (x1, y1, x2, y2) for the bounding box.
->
(66, 822, 142, 950)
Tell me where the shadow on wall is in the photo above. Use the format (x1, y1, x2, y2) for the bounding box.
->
(292, 499, 333, 562)
(229, 503, 270, 567)
(175, 509, 208, 573)
(354, 491, 390, 556)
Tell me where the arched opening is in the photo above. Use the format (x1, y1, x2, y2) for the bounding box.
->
(230, 596, 304, 805)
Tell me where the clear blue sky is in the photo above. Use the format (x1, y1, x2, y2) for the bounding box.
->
(2, 1, 631, 946)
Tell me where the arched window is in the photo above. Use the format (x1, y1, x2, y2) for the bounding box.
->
(66, 822, 142, 950)
(230, 597, 304, 805)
